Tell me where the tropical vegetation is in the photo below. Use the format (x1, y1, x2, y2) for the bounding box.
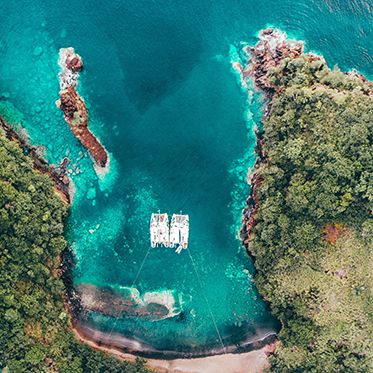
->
(250, 54, 373, 371)
(0, 131, 150, 372)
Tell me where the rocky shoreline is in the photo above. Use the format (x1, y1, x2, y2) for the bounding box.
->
(239, 28, 321, 250)
(0, 115, 71, 204)
(240, 127, 265, 249)
(239, 28, 372, 250)
(56, 48, 109, 169)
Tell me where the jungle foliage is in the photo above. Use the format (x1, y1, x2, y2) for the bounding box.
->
(250, 56, 373, 371)
(0, 132, 151, 372)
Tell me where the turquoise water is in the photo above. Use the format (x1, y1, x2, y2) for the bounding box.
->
(0, 0, 371, 354)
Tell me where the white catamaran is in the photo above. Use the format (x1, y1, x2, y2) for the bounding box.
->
(150, 213, 170, 247)
(170, 214, 189, 253)
(150, 212, 189, 252)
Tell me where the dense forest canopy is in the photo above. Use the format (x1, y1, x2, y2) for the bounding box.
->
(249, 52, 373, 371)
(0, 131, 150, 372)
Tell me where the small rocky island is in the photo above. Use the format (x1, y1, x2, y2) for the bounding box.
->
(56, 48, 109, 168)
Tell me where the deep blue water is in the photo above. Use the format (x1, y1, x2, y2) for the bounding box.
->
(0, 0, 371, 353)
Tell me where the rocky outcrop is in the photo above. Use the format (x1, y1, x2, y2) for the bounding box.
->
(239, 29, 312, 249)
(241, 173, 262, 248)
(75, 284, 184, 321)
(244, 28, 305, 93)
(56, 48, 108, 168)
(240, 127, 265, 248)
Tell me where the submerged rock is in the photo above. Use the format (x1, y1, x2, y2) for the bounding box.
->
(33, 46, 43, 56)
(76, 283, 185, 321)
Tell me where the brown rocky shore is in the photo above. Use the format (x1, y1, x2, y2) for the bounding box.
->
(239, 28, 322, 249)
(56, 48, 109, 168)
(240, 128, 265, 248)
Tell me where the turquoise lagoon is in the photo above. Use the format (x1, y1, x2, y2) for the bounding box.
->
(0, 0, 371, 355)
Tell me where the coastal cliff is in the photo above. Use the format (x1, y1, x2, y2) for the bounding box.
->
(56, 48, 109, 168)
(238, 28, 373, 371)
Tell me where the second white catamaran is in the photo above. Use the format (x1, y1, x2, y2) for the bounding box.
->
(150, 212, 189, 253)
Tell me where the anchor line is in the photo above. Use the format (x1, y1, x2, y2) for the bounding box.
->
(130, 245, 152, 288)
(187, 248, 226, 353)
(106, 245, 153, 340)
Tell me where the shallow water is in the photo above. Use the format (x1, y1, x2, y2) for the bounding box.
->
(0, 0, 371, 353)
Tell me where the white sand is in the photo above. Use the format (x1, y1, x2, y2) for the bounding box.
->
(145, 348, 272, 373)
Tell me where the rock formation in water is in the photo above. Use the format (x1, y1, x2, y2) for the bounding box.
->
(244, 28, 305, 93)
(76, 283, 184, 321)
(240, 126, 266, 248)
(56, 48, 108, 168)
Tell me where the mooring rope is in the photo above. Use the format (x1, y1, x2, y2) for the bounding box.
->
(104, 244, 226, 354)
(106, 244, 153, 339)
(187, 248, 226, 353)
(130, 245, 152, 288)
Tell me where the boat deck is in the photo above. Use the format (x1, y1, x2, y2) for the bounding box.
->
(150, 213, 189, 252)
(150, 213, 170, 247)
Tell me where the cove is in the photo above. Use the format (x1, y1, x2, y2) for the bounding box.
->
(0, 0, 371, 358)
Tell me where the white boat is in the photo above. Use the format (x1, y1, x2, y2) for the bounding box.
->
(169, 214, 180, 248)
(179, 214, 189, 249)
(169, 214, 189, 252)
(150, 213, 170, 247)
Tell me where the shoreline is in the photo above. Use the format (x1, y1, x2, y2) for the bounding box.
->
(239, 28, 321, 251)
(72, 321, 277, 360)
(72, 325, 277, 373)
(1, 35, 283, 371)
(0, 115, 71, 204)
(240, 126, 266, 253)
(54, 35, 280, 368)
(239, 27, 372, 251)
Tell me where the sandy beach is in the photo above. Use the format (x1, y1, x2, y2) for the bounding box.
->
(72, 326, 276, 373)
